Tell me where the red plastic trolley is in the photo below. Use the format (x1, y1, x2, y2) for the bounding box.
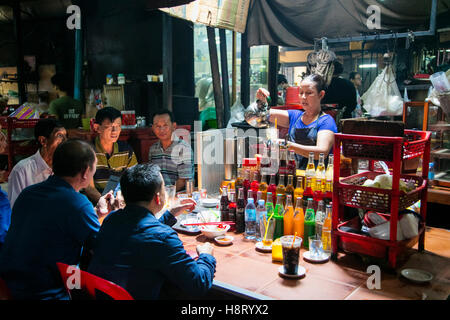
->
(331, 130, 431, 269)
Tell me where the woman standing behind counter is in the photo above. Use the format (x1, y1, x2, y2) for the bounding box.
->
(268, 74, 337, 169)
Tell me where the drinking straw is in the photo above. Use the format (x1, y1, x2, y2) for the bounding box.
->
(275, 118, 277, 129)
(291, 232, 298, 249)
(263, 212, 274, 242)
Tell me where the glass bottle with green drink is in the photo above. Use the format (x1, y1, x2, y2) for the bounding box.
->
(303, 198, 315, 249)
(273, 194, 285, 240)
(266, 192, 274, 217)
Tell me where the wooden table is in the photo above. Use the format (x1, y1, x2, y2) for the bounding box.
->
(177, 228, 450, 300)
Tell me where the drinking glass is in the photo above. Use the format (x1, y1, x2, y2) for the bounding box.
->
(280, 235, 302, 275)
(165, 185, 176, 208)
(309, 235, 324, 259)
(259, 214, 275, 247)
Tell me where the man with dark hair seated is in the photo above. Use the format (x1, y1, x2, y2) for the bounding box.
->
(83, 107, 138, 207)
(0, 139, 114, 300)
(49, 73, 83, 129)
(88, 163, 216, 300)
(149, 108, 193, 192)
(8, 118, 67, 207)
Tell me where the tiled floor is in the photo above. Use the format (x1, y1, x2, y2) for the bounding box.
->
(179, 227, 450, 300)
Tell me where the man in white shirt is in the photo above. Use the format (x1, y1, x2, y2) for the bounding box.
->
(7, 118, 67, 207)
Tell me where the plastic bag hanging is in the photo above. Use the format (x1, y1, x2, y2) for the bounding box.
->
(361, 65, 404, 117)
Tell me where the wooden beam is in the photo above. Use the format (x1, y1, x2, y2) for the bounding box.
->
(219, 28, 230, 126)
(268, 45, 278, 107)
(162, 13, 173, 111)
(207, 26, 224, 128)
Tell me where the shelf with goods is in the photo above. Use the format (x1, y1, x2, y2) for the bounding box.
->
(330, 130, 431, 269)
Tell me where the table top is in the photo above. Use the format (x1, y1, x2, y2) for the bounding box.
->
(177, 226, 450, 300)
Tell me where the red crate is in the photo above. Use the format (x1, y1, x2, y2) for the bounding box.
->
(337, 171, 426, 213)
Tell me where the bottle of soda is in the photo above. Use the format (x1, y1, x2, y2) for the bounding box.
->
(303, 177, 314, 209)
(276, 174, 286, 206)
(267, 174, 277, 205)
(220, 186, 229, 222)
(278, 145, 288, 176)
(315, 200, 325, 238)
(244, 198, 257, 240)
(258, 174, 268, 202)
(322, 204, 332, 254)
(273, 194, 285, 240)
(255, 199, 267, 242)
(227, 191, 236, 232)
(287, 150, 297, 177)
(285, 175, 295, 201)
(235, 167, 244, 195)
(283, 195, 294, 235)
(303, 198, 315, 249)
(325, 154, 334, 182)
(250, 171, 260, 202)
(324, 179, 332, 206)
(266, 192, 274, 217)
(294, 176, 304, 206)
(313, 179, 323, 211)
(235, 188, 245, 233)
(293, 197, 304, 240)
(256, 191, 263, 202)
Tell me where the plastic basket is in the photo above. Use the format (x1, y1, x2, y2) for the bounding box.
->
(341, 130, 430, 161)
(337, 171, 425, 212)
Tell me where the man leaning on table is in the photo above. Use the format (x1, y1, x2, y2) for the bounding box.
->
(149, 109, 193, 192)
(88, 163, 216, 300)
(0, 139, 116, 300)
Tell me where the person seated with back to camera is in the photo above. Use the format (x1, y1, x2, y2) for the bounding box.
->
(0, 139, 118, 300)
(83, 107, 138, 214)
(148, 109, 193, 192)
(88, 163, 215, 300)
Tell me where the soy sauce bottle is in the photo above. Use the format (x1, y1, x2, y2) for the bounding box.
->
(235, 188, 245, 233)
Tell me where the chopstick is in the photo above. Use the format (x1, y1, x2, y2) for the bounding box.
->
(183, 221, 235, 226)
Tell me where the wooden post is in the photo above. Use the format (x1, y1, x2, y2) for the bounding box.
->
(207, 26, 224, 128)
(219, 28, 230, 126)
(240, 31, 250, 108)
(13, 1, 26, 105)
(163, 13, 173, 111)
(268, 45, 278, 107)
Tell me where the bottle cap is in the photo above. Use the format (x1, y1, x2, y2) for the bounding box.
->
(258, 199, 265, 206)
(247, 198, 254, 203)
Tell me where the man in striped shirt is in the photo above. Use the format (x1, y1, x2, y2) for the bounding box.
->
(149, 109, 193, 192)
(84, 107, 138, 205)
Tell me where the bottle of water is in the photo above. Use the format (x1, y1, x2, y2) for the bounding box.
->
(315, 200, 325, 238)
(255, 199, 267, 242)
(428, 162, 435, 181)
(244, 198, 257, 240)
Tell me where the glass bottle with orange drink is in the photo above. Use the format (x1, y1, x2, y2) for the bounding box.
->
(276, 174, 286, 206)
(258, 174, 268, 201)
(285, 175, 295, 202)
(293, 197, 304, 240)
(315, 153, 326, 189)
(294, 176, 304, 207)
(283, 195, 294, 235)
(322, 204, 332, 255)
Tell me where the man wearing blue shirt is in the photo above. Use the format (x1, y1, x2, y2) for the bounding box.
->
(88, 163, 216, 300)
(0, 139, 108, 300)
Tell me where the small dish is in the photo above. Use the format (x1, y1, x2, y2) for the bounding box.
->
(200, 198, 219, 208)
(214, 235, 234, 245)
(303, 251, 330, 263)
(278, 265, 306, 279)
(400, 268, 433, 283)
(255, 241, 272, 253)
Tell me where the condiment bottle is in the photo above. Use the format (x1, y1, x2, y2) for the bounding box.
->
(220, 186, 229, 222)
(227, 192, 236, 232)
(303, 198, 315, 249)
(293, 197, 305, 240)
(283, 195, 294, 235)
(235, 188, 245, 233)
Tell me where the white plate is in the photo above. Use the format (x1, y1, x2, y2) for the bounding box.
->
(200, 199, 219, 208)
(401, 268, 433, 283)
(278, 265, 306, 279)
(303, 251, 330, 263)
(255, 241, 272, 252)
